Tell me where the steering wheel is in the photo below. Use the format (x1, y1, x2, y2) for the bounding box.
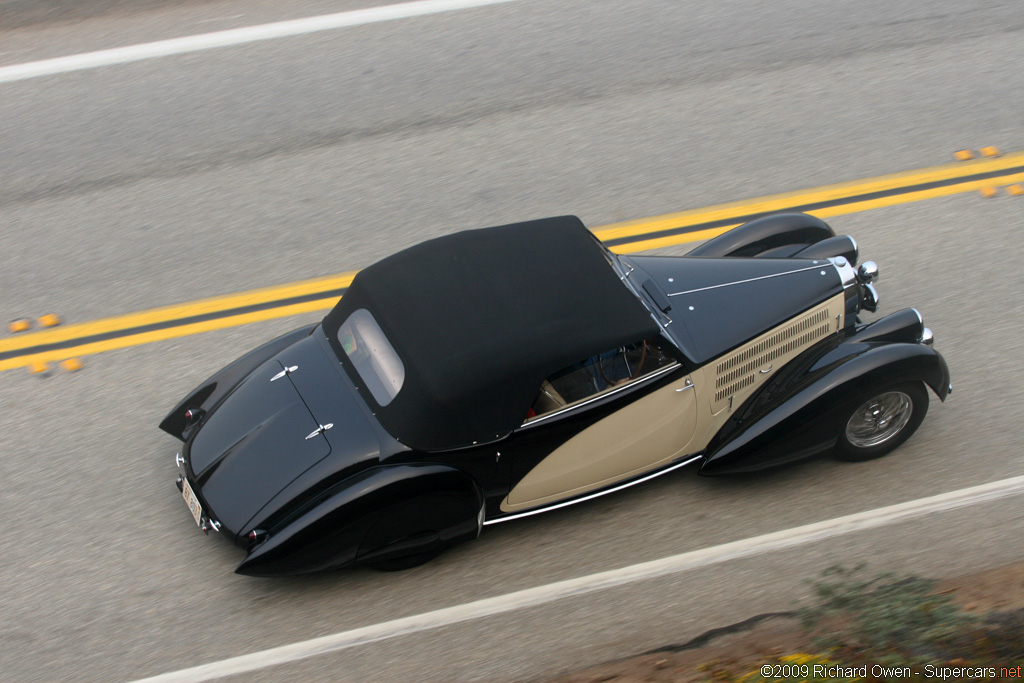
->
(598, 341, 648, 385)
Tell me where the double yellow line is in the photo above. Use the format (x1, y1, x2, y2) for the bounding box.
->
(594, 150, 1024, 250)
(3, 151, 1023, 372)
(0, 272, 356, 372)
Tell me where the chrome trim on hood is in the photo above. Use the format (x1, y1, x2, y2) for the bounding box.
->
(666, 263, 828, 297)
(829, 256, 858, 288)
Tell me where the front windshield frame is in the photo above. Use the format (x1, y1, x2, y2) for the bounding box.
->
(604, 249, 671, 328)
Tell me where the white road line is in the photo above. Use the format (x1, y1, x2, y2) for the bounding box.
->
(130, 474, 1024, 683)
(0, 0, 522, 84)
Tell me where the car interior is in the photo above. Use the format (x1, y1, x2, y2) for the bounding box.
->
(526, 338, 676, 421)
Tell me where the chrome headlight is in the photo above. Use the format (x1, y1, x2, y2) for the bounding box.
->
(857, 261, 879, 284)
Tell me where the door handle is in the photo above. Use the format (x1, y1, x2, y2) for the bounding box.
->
(675, 378, 694, 392)
(759, 364, 773, 374)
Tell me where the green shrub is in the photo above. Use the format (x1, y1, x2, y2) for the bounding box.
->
(699, 566, 1022, 683)
(798, 564, 978, 666)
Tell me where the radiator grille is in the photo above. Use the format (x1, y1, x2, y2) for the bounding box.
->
(713, 305, 834, 405)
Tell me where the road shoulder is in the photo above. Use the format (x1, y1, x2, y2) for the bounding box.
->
(546, 561, 1024, 682)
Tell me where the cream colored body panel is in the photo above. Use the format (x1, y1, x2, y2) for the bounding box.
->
(709, 293, 845, 415)
(503, 372, 698, 511)
(500, 292, 847, 515)
(687, 292, 846, 450)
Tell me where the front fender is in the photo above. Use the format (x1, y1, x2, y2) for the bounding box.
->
(158, 324, 317, 440)
(236, 464, 482, 577)
(700, 339, 949, 476)
(686, 213, 834, 258)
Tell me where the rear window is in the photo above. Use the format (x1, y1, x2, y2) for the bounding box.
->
(336, 309, 405, 406)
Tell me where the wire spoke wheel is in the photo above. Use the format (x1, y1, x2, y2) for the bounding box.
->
(835, 382, 928, 461)
(845, 391, 914, 447)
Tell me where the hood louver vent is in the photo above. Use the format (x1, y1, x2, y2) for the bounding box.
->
(713, 299, 842, 412)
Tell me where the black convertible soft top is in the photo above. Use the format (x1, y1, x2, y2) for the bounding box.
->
(324, 216, 659, 451)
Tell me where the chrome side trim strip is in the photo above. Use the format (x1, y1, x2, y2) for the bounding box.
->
(519, 362, 681, 429)
(666, 264, 827, 297)
(483, 455, 704, 526)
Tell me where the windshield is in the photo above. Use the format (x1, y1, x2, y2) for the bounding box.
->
(335, 308, 405, 406)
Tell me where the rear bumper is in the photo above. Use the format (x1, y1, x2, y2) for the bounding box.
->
(172, 451, 242, 545)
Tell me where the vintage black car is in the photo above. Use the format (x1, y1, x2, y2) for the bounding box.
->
(161, 214, 950, 576)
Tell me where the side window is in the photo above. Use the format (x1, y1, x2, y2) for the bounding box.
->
(525, 338, 678, 421)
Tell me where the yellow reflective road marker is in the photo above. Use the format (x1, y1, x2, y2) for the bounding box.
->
(38, 313, 62, 327)
(28, 360, 51, 375)
(59, 358, 84, 372)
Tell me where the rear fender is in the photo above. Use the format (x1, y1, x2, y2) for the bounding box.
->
(158, 324, 317, 440)
(686, 213, 834, 258)
(236, 464, 482, 577)
(700, 339, 950, 475)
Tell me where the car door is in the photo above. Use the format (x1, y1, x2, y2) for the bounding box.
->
(502, 354, 699, 513)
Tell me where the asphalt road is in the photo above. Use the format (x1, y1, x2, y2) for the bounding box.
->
(1, 1, 1022, 681)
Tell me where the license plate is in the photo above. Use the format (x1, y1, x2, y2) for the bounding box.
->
(181, 478, 203, 527)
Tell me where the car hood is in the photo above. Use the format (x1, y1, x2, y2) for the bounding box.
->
(626, 255, 844, 365)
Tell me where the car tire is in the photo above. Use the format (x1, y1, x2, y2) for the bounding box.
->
(358, 492, 477, 571)
(834, 382, 928, 462)
(369, 548, 443, 572)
